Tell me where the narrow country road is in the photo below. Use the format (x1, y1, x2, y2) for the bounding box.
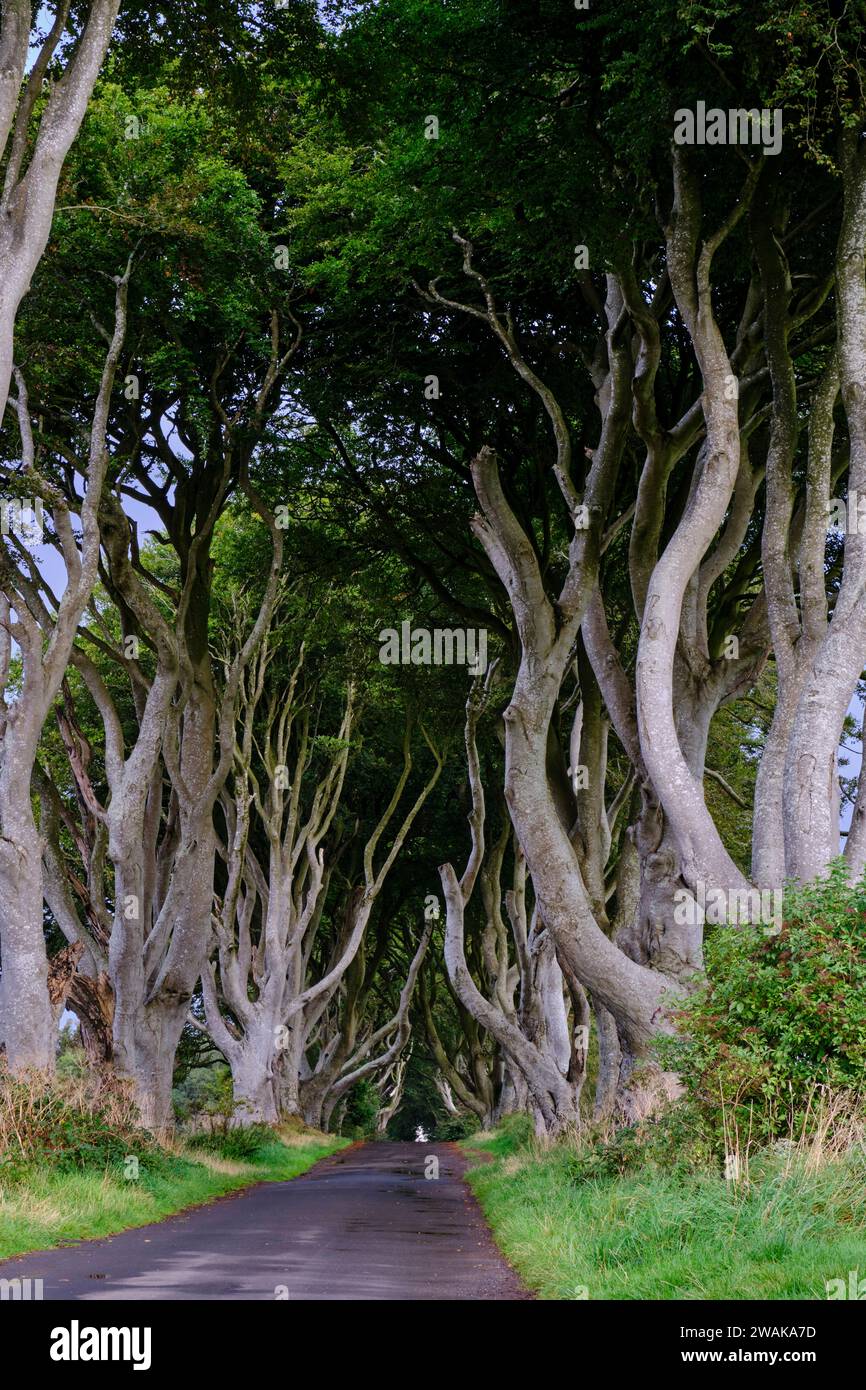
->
(0, 1142, 529, 1300)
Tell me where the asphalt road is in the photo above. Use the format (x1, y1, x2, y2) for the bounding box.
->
(0, 1141, 529, 1300)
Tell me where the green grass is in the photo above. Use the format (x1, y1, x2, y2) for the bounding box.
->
(462, 1117, 866, 1300)
(0, 1126, 347, 1262)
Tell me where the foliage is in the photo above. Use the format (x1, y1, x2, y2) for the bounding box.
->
(187, 1123, 277, 1162)
(0, 1066, 162, 1184)
(340, 1078, 381, 1138)
(565, 1105, 718, 1183)
(173, 1066, 234, 1129)
(462, 1111, 534, 1156)
(659, 863, 866, 1141)
(431, 1113, 480, 1142)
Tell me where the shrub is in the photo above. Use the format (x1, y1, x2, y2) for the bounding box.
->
(172, 1063, 233, 1126)
(186, 1123, 274, 1161)
(341, 1077, 380, 1138)
(659, 863, 866, 1143)
(558, 1093, 718, 1184)
(432, 1112, 480, 1141)
(0, 1067, 161, 1183)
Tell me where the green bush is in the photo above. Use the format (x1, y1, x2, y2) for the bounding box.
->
(187, 1123, 275, 1161)
(0, 1069, 161, 1183)
(432, 1112, 480, 1141)
(341, 1077, 380, 1138)
(466, 1110, 534, 1157)
(172, 1062, 233, 1126)
(566, 1104, 718, 1183)
(659, 863, 866, 1141)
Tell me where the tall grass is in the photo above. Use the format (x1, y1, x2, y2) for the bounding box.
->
(463, 1104, 866, 1300)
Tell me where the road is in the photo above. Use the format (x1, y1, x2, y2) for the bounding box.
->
(0, 1141, 530, 1300)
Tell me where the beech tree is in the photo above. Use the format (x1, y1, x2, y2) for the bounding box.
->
(0, 76, 306, 1122)
(0, 260, 129, 1069)
(440, 673, 583, 1133)
(196, 615, 442, 1124)
(0, 0, 121, 422)
(275, 0, 866, 1124)
(4, 0, 866, 1145)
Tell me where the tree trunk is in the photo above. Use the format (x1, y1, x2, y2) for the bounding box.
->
(67, 968, 114, 1067)
(231, 1053, 279, 1126)
(592, 1002, 621, 1126)
(0, 0, 121, 423)
(123, 1002, 186, 1134)
(0, 794, 53, 1069)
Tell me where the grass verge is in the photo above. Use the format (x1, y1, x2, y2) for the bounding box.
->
(0, 1121, 346, 1262)
(462, 1115, 866, 1300)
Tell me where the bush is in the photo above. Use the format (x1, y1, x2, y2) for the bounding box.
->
(172, 1063, 233, 1126)
(186, 1123, 274, 1161)
(432, 1113, 481, 1141)
(0, 1067, 161, 1183)
(341, 1077, 380, 1138)
(566, 1103, 718, 1183)
(659, 863, 866, 1143)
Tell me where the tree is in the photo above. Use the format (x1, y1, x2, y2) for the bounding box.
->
(264, 0, 866, 1122)
(5, 0, 866, 1147)
(196, 606, 442, 1125)
(0, 258, 129, 1069)
(0, 0, 121, 422)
